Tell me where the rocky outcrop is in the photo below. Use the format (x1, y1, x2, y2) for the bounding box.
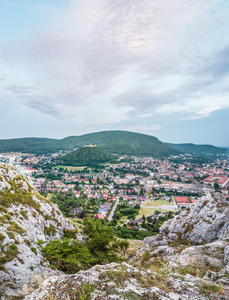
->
(24, 261, 227, 300)
(0, 163, 81, 297)
(142, 193, 229, 249)
(2, 165, 229, 300)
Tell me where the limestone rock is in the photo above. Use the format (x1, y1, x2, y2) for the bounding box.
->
(143, 192, 229, 248)
(0, 163, 80, 297)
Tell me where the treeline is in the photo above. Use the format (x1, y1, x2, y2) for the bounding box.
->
(115, 211, 174, 240)
(49, 191, 99, 217)
(114, 203, 141, 220)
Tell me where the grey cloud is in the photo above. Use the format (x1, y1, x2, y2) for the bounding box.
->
(6, 85, 36, 94)
(24, 95, 61, 118)
(199, 44, 229, 77)
(2, 0, 229, 122)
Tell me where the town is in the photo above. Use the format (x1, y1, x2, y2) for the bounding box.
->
(1, 150, 228, 240)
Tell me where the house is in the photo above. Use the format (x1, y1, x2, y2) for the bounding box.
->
(174, 196, 191, 208)
(94, 214, 104, 219)
(70, 208, 83, 215)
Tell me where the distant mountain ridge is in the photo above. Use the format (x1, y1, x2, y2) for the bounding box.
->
(0, 130, 227, 156)
(167, 142, 228, 155)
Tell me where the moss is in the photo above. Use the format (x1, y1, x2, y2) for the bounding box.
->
(20, 210, 28, 219)
(63, 228, 78, 239)
(0, 243, 19, 267)
(31, 247, 37, 254)
(0, 213, 11, 223)
(18, 257, 24, 264)
(25, 239, 31, 247)
(0, 206, 7, 213)
(199, 283, 223, 296)
(140, 251, 151, 266)
(73, 282, 96, 299)
(7, 222, 25, 234)
(0, 233, 5, 242)
(0, 190, 40, 211)
(7, 231, 15, 239)
(44, 224, 56, 236)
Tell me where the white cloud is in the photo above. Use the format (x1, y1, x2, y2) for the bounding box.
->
(1, 0, 229, 127)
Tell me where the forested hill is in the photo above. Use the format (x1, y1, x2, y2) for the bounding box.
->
(61, 146, 118, 166)
(0, 131, 178, 157)
(166, 142, 228, 155)
(0, 130, 227, 156)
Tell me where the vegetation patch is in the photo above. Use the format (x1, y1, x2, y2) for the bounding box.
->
(0, 243, 18, 267)
(40, 218, 129, 273)
(63, 228, 78, 239)
(0, 190, 40, 212)
(44, 224, 56, 236)
(7, 222, 25, 234)
(199, 283, 223, 297)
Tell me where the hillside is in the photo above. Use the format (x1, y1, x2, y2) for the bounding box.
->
(0, 131, 179, 156)
(0, 163, 81, 298)
(167, 142, 228, 155)
(26, 193, 229, 299)
(1, 165, 229, 299)
(0, 131, 227, 156)
(61, 146, 118, 166)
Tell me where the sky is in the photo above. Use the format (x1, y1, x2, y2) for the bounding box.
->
(0, 0, 229, 147)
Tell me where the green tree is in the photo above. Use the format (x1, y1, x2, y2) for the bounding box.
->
(83, 218, 129, 263)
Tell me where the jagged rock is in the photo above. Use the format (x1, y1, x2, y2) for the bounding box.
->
(143, 193, 229, 248)
(0, 163, 81, 297)
(24, 262, 223, 300)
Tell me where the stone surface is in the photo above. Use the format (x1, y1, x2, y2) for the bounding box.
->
(0, 163, 81, 297)
(143, 192, 229, 249)
(25, 262, 216, 300)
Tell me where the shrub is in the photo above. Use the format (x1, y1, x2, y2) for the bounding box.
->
(41, 238, 95, 273)
(31, 247, 37, 254)
(44, 224, 56, 236)
(7, 222, 25, 234)
(63, 228, 78, 239)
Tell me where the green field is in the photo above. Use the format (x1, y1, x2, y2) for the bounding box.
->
(53, 165, 87, 171)
(136, 207, 170, 218)
(120, 216, 129, 221)
(144, 200, 172, 207)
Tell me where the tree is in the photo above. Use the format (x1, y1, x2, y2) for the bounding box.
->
(83, 218, 129, 263)
(40, 238, 94, 273)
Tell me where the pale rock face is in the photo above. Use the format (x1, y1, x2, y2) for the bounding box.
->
(143, 192, 229, 249)
(224, 245, 229, 264)
(0, 163, 81, 297)
(25, 262, 213, 300)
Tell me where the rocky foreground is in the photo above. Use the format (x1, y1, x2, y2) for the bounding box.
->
(1, 163, 229, 299)
(0, 163, 81, 298)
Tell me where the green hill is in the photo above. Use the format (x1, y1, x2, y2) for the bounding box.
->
(61, 146, 117, 166)
(0, 131, 178, 157)
(0, 131, 227, 156)
(166, 143, 228, 155)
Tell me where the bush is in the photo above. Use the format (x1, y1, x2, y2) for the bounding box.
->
(41, 238, 95, 273)
(40, 218, 129, 273)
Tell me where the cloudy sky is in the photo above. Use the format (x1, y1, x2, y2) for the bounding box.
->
(0, 0, 229, 146)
